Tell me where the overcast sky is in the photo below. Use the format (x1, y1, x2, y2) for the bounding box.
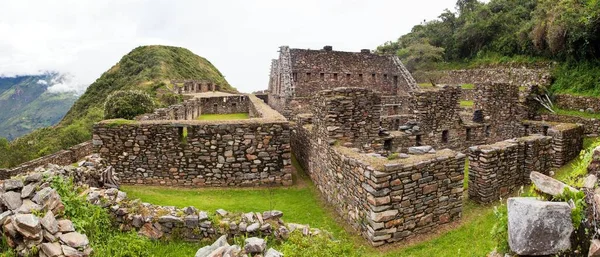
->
(0, 0, 458, 93)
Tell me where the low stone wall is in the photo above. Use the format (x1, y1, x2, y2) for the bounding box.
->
(93, 120, 292, 187)
(555, 94, 600, 112)
(0, 141, 93, 180)
(138, 94, 254, 121)
(538, 113, 600, 135)
(291, 124, 464, 246)
(468, 135, 553, 203)
(549, 123, 585, 167)
(524, 120, 585, 167)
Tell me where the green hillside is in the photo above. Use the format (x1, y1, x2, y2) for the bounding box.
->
(0, 45, 234, 168)
(61, 45, 234, 125)
(0, 74, 78, 140)
(378, 0, 600, 95)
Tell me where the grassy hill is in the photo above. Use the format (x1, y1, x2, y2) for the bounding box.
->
(0, 45, 234, 168)
(0, 74, 78, 140)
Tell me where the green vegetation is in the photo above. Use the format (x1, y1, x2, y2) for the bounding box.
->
(0, 74, 78, 140)
(552, 107, 600, 120)
(418, 83, 434, 88)
(551, 61, 600, 96)
(0, 45, 235, 169)
(124, 155, 499, 257)
(378, 0, 600, 95)
(460, 84, 474, 90)
(196, 113, 250, 121)
(460, 100, 474, 107)
(104, 90, 155, 119)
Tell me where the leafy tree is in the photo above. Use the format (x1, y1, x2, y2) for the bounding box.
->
(104, 90, 155, 120)
(397, 41, 445, 72)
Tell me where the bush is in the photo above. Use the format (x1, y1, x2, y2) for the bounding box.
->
(104, 90, 155, 120)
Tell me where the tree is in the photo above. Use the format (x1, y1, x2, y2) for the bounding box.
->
(397, 41, 445, 72)
(104, 90, 155, 120)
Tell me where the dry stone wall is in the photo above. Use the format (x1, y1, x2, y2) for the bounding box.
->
(290, 87, 464, 246)
(311, 88, 381, 148)
(93, 121, 292, 187)
(537, 114, 600, 135)
(555, 94, 600, 112)
(549, 123, 584, 168)
(468, 135, 553, 203)
(170, 80, 220, 94)
(292, 124, 464, 246)
(0, 141, 93, 180)
(138, 95, 252, 121)
(523, 120, 585, 168)
(417, 67, 551, 86)
(474, 83, 526, 143)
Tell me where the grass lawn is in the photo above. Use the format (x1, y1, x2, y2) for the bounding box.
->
(461, 84, 474, 90)
(196, 113, 249, 120)
(460, 100, 474, 107)
(553, 107, 600, 120)
(418, 83, 434, 88)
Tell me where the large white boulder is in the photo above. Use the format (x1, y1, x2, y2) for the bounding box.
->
(508, 197, 573, 255)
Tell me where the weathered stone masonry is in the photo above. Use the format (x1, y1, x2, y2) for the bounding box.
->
(291, 88, 464, 246)
(0, 141, 93, 180)
(468, 135, 553, 203)
(94, 95, 293, 187)
(268, 45, 418, 119)
(138, 94, 251, 121)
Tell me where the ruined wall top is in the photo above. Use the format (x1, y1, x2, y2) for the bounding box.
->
(289, 47, 400, 73)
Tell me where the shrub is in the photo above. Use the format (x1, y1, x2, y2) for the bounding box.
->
(104, 90, 155, 120)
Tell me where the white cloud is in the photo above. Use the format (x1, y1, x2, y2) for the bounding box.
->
(36, 80, 48, 85)
(0, 0, 457, 93)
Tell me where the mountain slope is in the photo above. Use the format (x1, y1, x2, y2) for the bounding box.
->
(0, 45, 234, 168)
(0, 74, 78, 140)
(60, 45, 234, 125)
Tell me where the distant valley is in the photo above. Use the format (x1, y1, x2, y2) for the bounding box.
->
(0, 73, 80, 140)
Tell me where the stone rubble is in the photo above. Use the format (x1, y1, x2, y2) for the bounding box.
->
(0, 167, 93, 256)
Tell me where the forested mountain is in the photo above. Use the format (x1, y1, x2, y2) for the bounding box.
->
(0, 45, 233, 168)
(0, 73, 78, 140)
(378, 0, 600, 95)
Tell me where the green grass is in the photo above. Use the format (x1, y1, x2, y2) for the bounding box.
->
(460, 84, 474, 90)
(554, 137, 600, 182)
(460, 100, 474, 107)
(196, 113, 249, 121)
(553, 107, 600, 120)
(123, 154, 499, 257)
(418, 83, 434, 88)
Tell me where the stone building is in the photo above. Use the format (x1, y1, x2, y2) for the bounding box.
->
(93, 93, 293, 187)
(267, 45, 419, 118)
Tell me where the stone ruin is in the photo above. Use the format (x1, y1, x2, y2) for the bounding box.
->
(265, 45, 585, 245)
(170, 80, 220, 94)
(93, 93, 293, 187)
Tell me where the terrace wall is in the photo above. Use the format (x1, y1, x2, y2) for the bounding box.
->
(0, 141, 93, 180)
(416, 67, 551, 86)
(555, 94, 600, 112)
(468, 135, 553, 203)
